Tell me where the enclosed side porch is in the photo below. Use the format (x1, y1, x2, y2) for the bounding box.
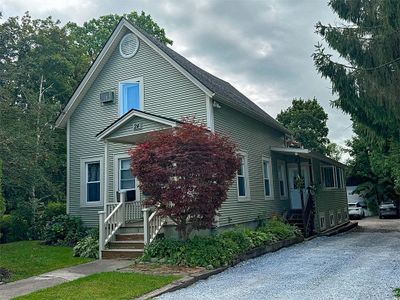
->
(95, 109, 181, 258)
(271, 147, 346, 237)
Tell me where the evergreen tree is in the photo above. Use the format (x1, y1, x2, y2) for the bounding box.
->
(314, 0, 400, 192)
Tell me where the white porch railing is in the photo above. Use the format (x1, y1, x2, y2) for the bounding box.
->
(99, 192, 166, 258)
(125, 200, 144, 221)
(98, 194, 125, 258)
(143, 207, 166, 245)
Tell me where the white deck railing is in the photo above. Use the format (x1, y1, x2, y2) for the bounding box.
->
(99, 192, 166, 258)
(125, 200, 144, 221)
(143, 207, 166, 245)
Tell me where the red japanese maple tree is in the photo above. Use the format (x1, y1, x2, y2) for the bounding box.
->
(129, 121, 240, 240)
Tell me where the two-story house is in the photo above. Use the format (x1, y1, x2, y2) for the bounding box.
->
(55, 18, 348, 259)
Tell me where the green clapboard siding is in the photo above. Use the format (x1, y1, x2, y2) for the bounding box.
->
(69, 28, 207, 227)
(312, 158, 348, 231)
(214, 103, 288, 227)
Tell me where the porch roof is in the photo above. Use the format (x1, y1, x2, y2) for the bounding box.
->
(96, 109, 182, 144)
(271, 147, 346, 168)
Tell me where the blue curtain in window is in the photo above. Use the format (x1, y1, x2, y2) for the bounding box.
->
(121, 83, 140, 115)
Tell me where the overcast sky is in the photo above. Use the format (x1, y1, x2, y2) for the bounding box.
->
(1, 0, 353, 147)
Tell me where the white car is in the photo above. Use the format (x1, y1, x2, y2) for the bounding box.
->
(348, 201, 366, 219)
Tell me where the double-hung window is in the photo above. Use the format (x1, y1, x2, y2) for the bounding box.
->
(119, 78, 142, 116)
(262, 158, 273, 198)
(87, 162, 100, 202)
(237, 153, 249, 199)
(321, 165, 336, 188)
(119, 158, 137, 201)
(81, 157, 103, 206)
(277, 161, 287, 198)
(321, 165, 345, 189)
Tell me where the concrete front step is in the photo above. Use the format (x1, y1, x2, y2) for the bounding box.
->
(115, 233, 144, 241)
(102, 249, 143, 259)
(109, 240, 144, 249)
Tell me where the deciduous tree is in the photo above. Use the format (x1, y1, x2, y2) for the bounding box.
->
(277, 98, 330, 155)
(129, 122, 240, 240)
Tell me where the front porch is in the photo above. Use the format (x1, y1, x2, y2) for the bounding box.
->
(96, 109, 180, 259)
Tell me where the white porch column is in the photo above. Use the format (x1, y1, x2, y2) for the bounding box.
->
(121, 191, 126, 226)
(98, 211, 105, 259)
(143, 207, 150, 245)
(103, 141, 109, 212)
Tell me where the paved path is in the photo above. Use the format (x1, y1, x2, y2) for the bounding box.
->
(0, 260, 132, 300)
(159, 218, 400, 300)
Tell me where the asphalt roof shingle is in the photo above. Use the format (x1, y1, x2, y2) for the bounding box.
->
(129, 20, 289, 134)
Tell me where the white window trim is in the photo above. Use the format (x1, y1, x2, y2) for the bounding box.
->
(321, 165, 337, 190)
(113, 153, 140, 202)
(321, 165, 346, 190)
(262, 156, 273, 199)
(329, 210, 335, 227)
(118, 77, 144, 116)
(237, 151, 250, 201)
(80, 156, 104, 207)
(319, 213, 326, 230)
(277, 160, 288, 199)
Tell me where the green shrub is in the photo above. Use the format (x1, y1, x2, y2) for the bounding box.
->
(221, 229, 253, 252)
(44, 202, 66, 220)
(142, 219, 301, 269)
(73, 236, 99, 259)
(259, 220, 301, 240)
(0, 214, 11, 243)
(44, 215, 87, 246)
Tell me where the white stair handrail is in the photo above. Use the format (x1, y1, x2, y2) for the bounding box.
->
(143, 207, 166, 245)
(98, 192, 126, 259)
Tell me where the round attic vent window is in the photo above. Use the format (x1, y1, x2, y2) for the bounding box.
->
(119, 33, 139, 58)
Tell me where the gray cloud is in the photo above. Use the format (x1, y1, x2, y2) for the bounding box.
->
(1, 0, 353, 146)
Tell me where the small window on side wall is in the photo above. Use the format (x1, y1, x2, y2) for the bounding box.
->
(262, 158, 272, 198)
(80, 157, 103, 207)
(322, 166, 336, 188)
(237, 153, 249, 200)
(277, 161, 287, 198)
(86, 162, 100, 202)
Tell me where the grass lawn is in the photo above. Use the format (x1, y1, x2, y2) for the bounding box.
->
(15, 272, 181, 300)
(0, 241, 93, 282)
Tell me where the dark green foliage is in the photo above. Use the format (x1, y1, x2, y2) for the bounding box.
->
(314, 1, 400, 197)
(259, 219, 301, 240)
(44, 215, 87, 247)
(66, 11, 172, 63)
(394, 288, 400, 299)
(0, 214, 11, 243)
(0, 201, 66, 243)
(142, 220, 300, 268)
(276, 98, 330, 155)
(0, 12, 171, 241)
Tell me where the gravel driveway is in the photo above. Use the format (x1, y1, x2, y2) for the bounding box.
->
(158, 217, 400, 300)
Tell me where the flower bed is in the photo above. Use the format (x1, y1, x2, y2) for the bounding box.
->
(141, 219, 302, 269)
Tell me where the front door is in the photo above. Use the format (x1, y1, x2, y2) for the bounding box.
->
(288, 164, 310, 209)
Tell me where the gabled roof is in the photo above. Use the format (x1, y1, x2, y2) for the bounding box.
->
(56, 18, 290, 134)
(96, 109, 181, 141)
